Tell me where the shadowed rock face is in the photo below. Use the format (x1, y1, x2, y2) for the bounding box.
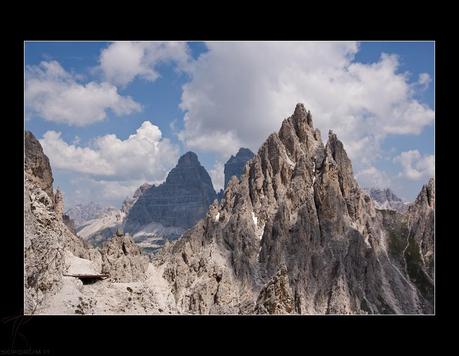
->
(158, 103, 434, 315)
(124, 152, 217, 232)
(406, 178, 435, 297)
(224, 148, 255, 188)
(24, 131, 54, 199)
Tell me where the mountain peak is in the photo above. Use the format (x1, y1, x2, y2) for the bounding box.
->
(415, 177, 435, 209)
(125, 151, 216, 231)
(365, 187, 407, 212)
(178, 151, 199, 166)
(236, 147, 254, 158)
(224, 148, 255, 188)
(292, 103, 313, 127)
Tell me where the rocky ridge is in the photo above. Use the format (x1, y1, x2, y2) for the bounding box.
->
(155, 103, 434, 314)
(24, 131, 175, 314)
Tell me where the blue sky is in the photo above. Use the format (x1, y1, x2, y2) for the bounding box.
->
(25, 41, 435, 208)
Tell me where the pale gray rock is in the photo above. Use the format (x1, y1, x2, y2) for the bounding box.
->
(100, 233, 150, 283)
(25, 131, 54, 199)
(254, 266, 294, 314)
(24, 131, 177, 315)
(155, 103, 434, 315)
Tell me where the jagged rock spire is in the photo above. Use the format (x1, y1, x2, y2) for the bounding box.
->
(292, 103, 312, 125)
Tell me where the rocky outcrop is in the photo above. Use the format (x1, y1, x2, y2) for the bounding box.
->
(24, 131, 176, 315)
(24, 131, 95, 314)
(404, 178, 434, 305)
(254, 266, 294, 314)
(125, 152, 217, 232)
(157, 104, 434, 314)
(408, 178, 434, 274)
(224, 148, 255, 188)
(100, 233, 149, 282)
(25, 131, 54, 199)
(63, 214, 77, 234)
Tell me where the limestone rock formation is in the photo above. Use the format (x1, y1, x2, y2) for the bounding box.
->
(24, 103, 435, 315)
(24, 131, 54, 199)
(224, 148, 255, 188)
(24, 131, 95, 314)
(100, 233, 149, 282)
(24, 131, 177, 315)
(125, 151, 216, 232)
(254, 266, 294, 314)
(63, 214, 77, 234)
(156, 104, 434, 314)
(121, 182, 152, 214)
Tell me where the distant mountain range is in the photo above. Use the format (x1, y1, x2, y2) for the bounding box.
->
(69, 148, 255, 254)
(363, 187, 409, 212)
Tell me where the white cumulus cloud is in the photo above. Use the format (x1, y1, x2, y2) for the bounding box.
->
(355, 165, 392, 189)
(417, 72, 432, 89)
(99, 42, 192, 87)
(25, 60, 141, 126)
(393, 150, 434, 180)
(40, 121, 179, 183)
(178, 42, 435, 167)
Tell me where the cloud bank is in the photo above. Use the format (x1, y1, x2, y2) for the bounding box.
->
(99, 42, 191, 87)
(25, 61, 141, 126)
(178, 42, 434, 172)
(394, 150, 435, 180)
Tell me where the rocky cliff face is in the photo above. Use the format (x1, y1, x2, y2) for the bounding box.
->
(100, 234, 150, 282)
(156, 104, 434, 314)
(125, 152, 217, 232)
(24, 131, 174, 314)
(24, 131, 95, 313)
(364, 187, 408, 212)
(405, 178, 434, 304)
(121, 183, 152, 214)
(224, 148, 255, 188)
(25, 131, 54, 199)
